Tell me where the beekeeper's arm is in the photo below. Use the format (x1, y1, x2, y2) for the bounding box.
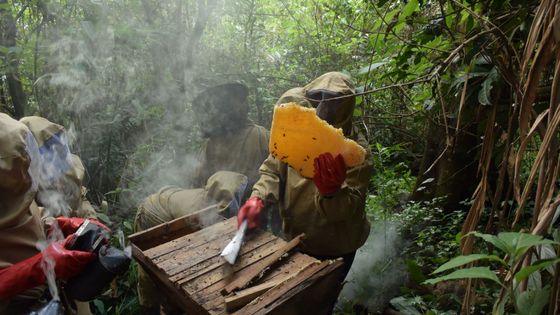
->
(0, 235, 95, 300)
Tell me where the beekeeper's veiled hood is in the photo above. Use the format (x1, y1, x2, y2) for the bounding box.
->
(20, 116, 83, 211)
(0, 113, 38, 228)
(275, 87, 311, 107)
(303, 72, 355, 135)
(192, 82, 250, 137)
(20, 116, 72, 178)
(19, 116, 64, 146)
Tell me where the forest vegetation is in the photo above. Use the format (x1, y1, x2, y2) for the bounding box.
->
(1, 0, 559, 314)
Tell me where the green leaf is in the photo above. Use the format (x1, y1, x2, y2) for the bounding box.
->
(424, 267, 502, 286)
(510, 233, 559, 257)
(8, 46, 21, 54)
(498, 232, 559, 258)
(478, 68, 498, 105)
(93, 299, 106, 314)
(390, 296, 422, 315)
(356, 60, 389, 74)
(402, 0, 419, 18)
(433, 254, 505, 274)
(445, 13, 454, 30)
(516, 287, 550, 315)
(124, 221, 133, 232)
(469, 231, 511, 254)
(515, 258, 560, 282)
(96, 212, 112, 224)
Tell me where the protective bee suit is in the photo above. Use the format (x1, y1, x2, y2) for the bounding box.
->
(134, 171, 248, 310)
(0, 113, 46, 313)
(0, 113, 95, 315)
(191, 82, 269, 188)
(250, 72, 372, 257)
(19, 116, 97, 219)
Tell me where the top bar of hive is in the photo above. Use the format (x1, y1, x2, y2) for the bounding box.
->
(133, 217, 321, 314)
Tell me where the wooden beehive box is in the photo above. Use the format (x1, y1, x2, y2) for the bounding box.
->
(129, 207, 344, 315)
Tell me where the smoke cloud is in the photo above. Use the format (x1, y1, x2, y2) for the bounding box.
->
(30, 0, 242, 215)
(338, 220, 407, 312)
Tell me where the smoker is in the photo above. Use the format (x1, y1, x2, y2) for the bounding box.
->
(64, 220, 131, 301)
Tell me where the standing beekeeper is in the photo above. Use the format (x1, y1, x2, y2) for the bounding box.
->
(0, 113, 100, 314)
(237, 72, 373, 313)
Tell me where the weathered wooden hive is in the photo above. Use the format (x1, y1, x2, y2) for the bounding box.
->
(129, 207, 344, 315)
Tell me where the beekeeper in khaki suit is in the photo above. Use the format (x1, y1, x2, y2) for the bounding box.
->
(135, 171, 249, 312)
(237, 72, 373, 313)
(0, 113, 96, 314)
(134, 82, 270, 312)
(20, 116, 97, 219)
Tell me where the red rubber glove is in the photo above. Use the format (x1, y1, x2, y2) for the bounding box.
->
(313, 153, 347, 196)
(237, 196, 264, 229)
(55, 217, 109, 236)
(0, 235, 96, 300)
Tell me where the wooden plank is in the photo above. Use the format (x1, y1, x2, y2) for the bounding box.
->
(192, 241, 304, 311)
(201, 253, 318, 313)
(169, 232, 278, 283)
(224, 276, 290, 312)
(253, 260, 345, 315)
(182, 238, 288, 295)
(128, 204, 223, 250)
(203, 292, 228, 315)
(148, 218, 235, 260)
(156, 228, 238, 273)
(258, 252, 318, 283)
(221, 234, 305, 295)
(233, 260, 344, 315)
(145, 218, 235, 260)
(131, 243, 210, 315)
(232, 261, 326, 314)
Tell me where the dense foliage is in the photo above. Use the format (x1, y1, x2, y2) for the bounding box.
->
(2, 0, 560, 314)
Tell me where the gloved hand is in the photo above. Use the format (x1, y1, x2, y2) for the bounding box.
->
(0, 235, 96, 300)
(55, 217, 109, 236)
(237, 196, 264, 229)
(313, 153, 346, 196)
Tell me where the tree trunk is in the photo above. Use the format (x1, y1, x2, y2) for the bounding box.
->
(434, 122, 479, 211)
(411, 116, 443, 201)
(0, 0, 26, 118)
(411, 111, 480, 212)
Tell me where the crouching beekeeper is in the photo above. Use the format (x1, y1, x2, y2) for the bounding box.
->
(134, 171, 249, 313)
(0, 113, 105, 314)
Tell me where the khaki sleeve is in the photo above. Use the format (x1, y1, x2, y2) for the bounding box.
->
(251, 154, 283, 204)
(314, 151, 373, 222)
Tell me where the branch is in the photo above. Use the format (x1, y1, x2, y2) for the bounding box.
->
(303, 75, 432, 103)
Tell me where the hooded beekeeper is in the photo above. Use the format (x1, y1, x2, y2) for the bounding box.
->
(236, 72, 373, 313)
(0, 113, 101, 314)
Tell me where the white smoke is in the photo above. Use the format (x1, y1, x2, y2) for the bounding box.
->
(337, 220, 407, 312)
(36, 221, 65, 301)
(26, 128, 74, 301)
(34, 131, 75, 218)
